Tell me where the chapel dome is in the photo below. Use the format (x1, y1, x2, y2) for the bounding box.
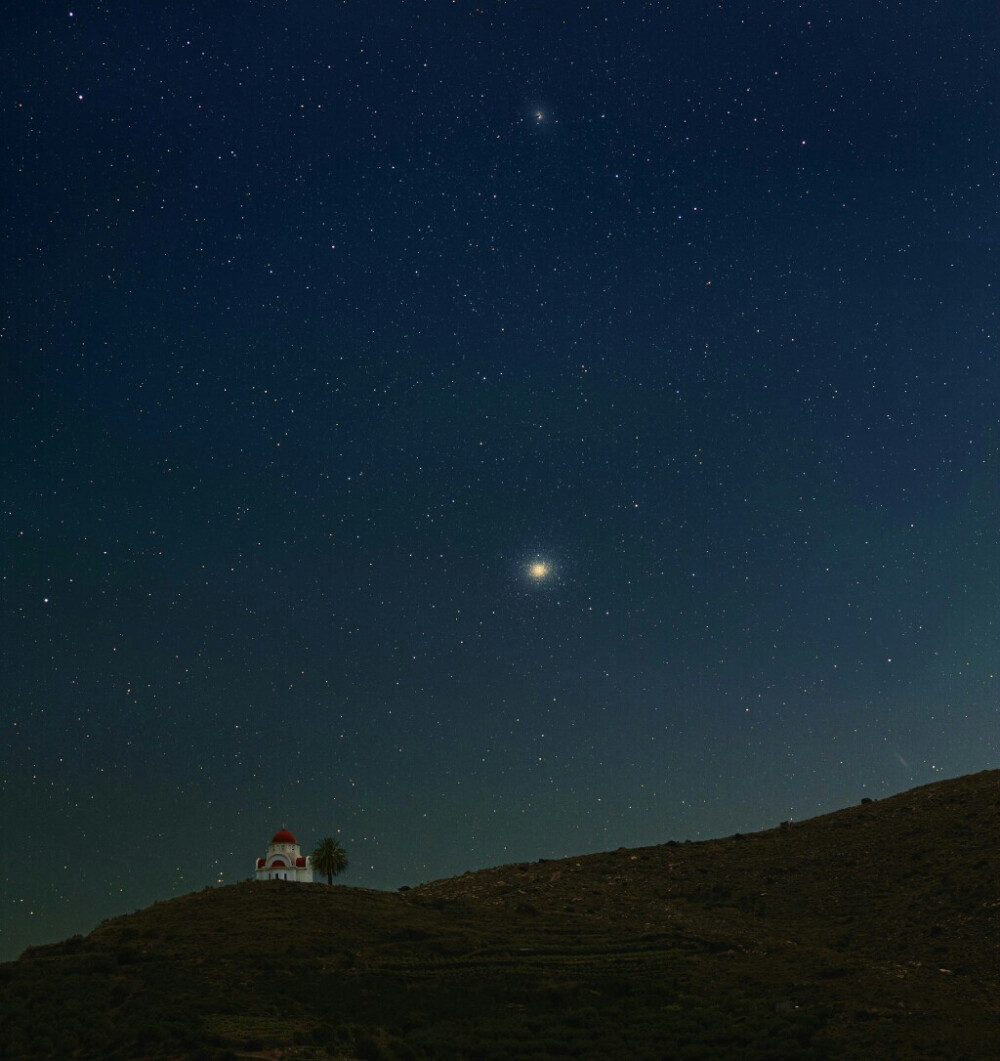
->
(271, 828, 297, 844)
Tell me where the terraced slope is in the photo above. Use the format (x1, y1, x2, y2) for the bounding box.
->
(0, 770, 996, 1060)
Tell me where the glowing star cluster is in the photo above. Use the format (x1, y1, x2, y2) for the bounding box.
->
(528, 561, 551, 580)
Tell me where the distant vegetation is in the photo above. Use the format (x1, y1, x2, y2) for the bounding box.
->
(0, 770, 996, 1059)
(312, 836, 349, 885)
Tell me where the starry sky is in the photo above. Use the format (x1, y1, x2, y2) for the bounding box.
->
(2, 2, 997, 961)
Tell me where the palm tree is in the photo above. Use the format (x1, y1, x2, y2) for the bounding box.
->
(311, 837, 348, 885)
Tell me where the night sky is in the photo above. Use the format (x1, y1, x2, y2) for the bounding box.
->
(3, 2, 997, 961)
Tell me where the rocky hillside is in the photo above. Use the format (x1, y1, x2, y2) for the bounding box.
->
(1, 770, 996, 1060)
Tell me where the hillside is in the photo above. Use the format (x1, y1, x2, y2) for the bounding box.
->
(1, 771, 996, 1060)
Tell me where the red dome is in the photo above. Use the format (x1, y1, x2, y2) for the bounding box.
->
(271, 829, 297, 844)
(295, 856, 307, 868)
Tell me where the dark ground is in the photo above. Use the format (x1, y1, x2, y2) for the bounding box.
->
(1, 770, 996, 1060)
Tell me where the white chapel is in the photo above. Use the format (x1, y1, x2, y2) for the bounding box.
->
(255, 828, 314, 882)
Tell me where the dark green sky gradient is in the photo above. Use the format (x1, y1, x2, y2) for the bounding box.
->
(2, 1, 996, 960)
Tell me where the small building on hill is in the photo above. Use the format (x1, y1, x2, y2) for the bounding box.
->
(255, 828, 313, 882)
